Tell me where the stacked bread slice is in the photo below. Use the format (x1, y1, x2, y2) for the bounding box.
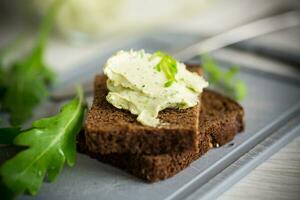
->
(77, 65, 244, 182)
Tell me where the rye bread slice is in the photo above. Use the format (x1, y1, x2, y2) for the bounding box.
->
(78, 89, 244, 182)
(84, 65, 203, 155)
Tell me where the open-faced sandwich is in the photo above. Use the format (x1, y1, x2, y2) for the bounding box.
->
(77, 49, 244, 182)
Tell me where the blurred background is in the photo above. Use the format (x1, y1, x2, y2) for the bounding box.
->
(1, 1, 300, 199)
(0, 0, 300, 78)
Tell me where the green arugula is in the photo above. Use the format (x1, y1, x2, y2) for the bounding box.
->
(154, 51, 178, 87)
(0, 41, 11, 100)
(0, 87, 85, 198)
(0, 0, 62, 125)
(0, 66, 5, 100)
(202, 55, 247, 101)
(0, 127, 21, 145)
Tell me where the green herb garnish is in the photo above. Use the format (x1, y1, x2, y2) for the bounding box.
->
(0, 0, 62, 125)
(154, 51, 178, 87)
(0, 87, 85, 198)
(202, 55, 247, 101)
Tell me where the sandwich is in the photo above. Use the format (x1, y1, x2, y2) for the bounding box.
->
(78, 49, 244, 181)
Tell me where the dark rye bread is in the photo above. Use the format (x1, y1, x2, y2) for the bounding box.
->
(200, 89, 244, 146)
(78, 89, 244, 182)
(84, 66, 203, 155)
(77, 131, 210, 182)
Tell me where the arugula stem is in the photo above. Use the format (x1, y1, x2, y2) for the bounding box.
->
(32, 0, 63, 59)
(0, 36, 26, 65)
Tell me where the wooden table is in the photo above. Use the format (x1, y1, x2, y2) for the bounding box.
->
(219, 136, 300, 200)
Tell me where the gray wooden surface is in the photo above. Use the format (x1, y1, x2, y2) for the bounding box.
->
(219, 136, 300, 200)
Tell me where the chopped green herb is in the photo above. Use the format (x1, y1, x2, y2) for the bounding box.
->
(202, 55, 247, 101)
(0, 87, 86, 198)
(0, 0, 62, 125)
(154, 51, 178, 87)
(164, 79, 174, 87)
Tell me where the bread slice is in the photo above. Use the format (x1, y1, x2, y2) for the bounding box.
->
(78, 89, 244, 182)
(84, 65, 203, 155)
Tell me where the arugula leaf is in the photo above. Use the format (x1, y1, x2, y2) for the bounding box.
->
(234, 80, 247, 101)
(0, 67, 5, 100)
(2, 64, 50, 125)
(0, 0, 62, 125)
(202, 55, 247, 101)
(154, 51, 178, 87)
(201, 55, 222, 84)
(0, 44, 8, 100)
(0, 127, 21, 145)
(0, 87, 85, 197)
(224, 66, 239, 84)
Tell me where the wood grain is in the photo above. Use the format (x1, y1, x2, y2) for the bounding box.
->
(219, 136, 300, 200)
